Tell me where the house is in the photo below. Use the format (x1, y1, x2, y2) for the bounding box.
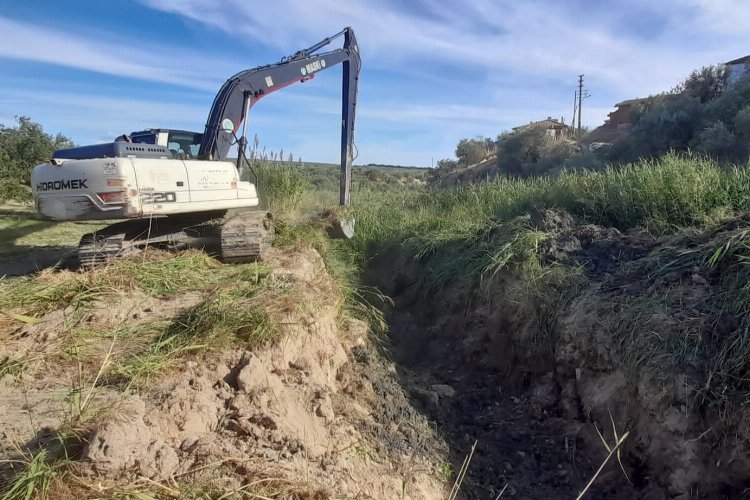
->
(605, 98, 647, 130)
(512, 117, 570, 140)
(726, 55, 750, 85)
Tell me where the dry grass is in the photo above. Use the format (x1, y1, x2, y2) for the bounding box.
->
(0, 243, 346, 498)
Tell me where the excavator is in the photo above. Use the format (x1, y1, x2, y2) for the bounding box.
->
(31, 27, 360, 268)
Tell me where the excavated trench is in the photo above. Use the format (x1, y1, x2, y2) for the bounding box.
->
(368, 267, 636, 499)
(361, 212, 750, 499)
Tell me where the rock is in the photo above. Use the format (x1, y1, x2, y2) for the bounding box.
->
(236, 354, 270, 393)
(250, 414, 278, 430)
(180, 437, 199, 452)
(530, 373, 559, 408)
(287, 440, 302, 454)
(411, 387, 439, 409)
(430, 384, 456, 398)
(226, 418, 251, 436)
(152, 444, 179, 478)
(691, 273, 708, 286)
(315, 394, 335, 422)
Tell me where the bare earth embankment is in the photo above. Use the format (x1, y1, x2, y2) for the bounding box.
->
(0, 247, 447, 498)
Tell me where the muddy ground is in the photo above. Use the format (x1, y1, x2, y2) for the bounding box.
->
(371, 262, 637, 499)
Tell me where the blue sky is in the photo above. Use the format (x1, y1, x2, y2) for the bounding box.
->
(0, 0, 748, 166)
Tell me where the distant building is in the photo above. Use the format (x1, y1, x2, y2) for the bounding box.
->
(512, 117, 570, 140)
(726, 55, 750, 85)
(605, 98, 647, 130)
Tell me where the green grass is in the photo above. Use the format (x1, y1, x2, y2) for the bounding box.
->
(610, 222, 750, 406)
(101, 262, 278, 388)
(343, 153, 750, 287)
(0, 206, 107, 258)
(325, 151, 750, 411)
(0, 251, 254, 317)
(0, 425, 89, 500)
(1, 449, 57, 500)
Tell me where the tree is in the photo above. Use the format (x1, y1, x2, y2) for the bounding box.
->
(455, 136, 490, 166)
(679, 65, 729, 103)
(435, 158, 458, 171)
(694, 121, 741, 159)
(0, 116, 74, 185)
(612, 94, 703, 161)
(493, 127, 573, 178)
(734, 106, 750, 138)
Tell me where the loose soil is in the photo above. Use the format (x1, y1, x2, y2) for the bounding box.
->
(0, 248, 447, 498)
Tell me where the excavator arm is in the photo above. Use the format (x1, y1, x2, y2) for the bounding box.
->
(198, 27, 361, 206)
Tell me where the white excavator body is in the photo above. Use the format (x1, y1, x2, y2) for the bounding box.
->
(32, 156, 258, 221)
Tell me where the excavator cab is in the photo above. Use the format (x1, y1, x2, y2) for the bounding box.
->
(129, 129, 203, 159)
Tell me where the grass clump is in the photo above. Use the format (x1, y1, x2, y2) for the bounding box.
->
(167, 287, 276, 348)
(254, 159, 310, 215)
(0, 424, 91, 500)
(616, 222, 750, 407)
(105, 263, 276, 387)
(0, 251, 228, 317)
(0, 448, 57, 500)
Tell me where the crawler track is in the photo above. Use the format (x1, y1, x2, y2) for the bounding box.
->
(75, 211, 273, 269)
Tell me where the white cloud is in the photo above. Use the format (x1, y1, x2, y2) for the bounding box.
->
(0, 88, 207, 141)
(136, 0, 749, 96)
(0, 16, 235, 91)
(675, 0, 750, 36)
(4, 0, 750, 165)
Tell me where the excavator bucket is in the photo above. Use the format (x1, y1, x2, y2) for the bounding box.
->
(313, 210, 355, 239)
(327, 217, 355, 239)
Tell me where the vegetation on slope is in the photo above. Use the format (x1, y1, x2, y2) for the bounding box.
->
(347, 153, 750, 281)
(434, 65, 750, 182)
(339, 152, 750, 417)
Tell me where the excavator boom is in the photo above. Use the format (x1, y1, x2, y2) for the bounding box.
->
(199, 27, 360, 206)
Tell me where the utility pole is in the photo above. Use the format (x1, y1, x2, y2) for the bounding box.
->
(571, 91, 578, 131)
(577, 74, 584, 136)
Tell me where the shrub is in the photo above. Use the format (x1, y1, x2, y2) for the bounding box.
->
(0, 179, 32, 202)
(0, 117, 73, 185)
(455, 136, 493, 166)
(694, 121, 742, 159)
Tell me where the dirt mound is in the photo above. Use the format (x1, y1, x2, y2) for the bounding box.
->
(0, 248, 446, 498)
